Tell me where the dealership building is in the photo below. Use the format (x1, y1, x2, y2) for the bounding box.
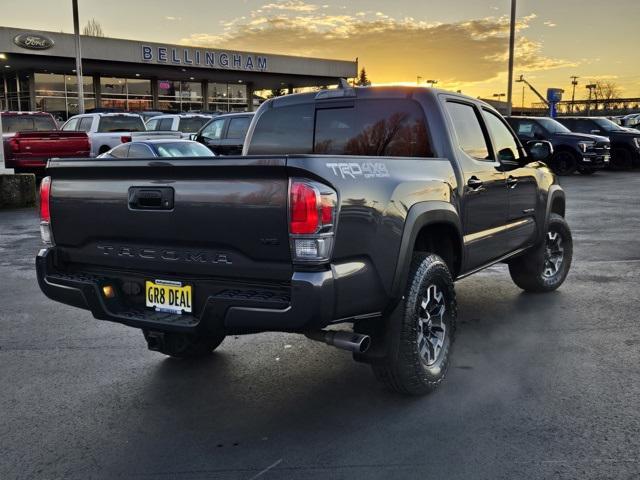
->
(0, 26, 357, 118)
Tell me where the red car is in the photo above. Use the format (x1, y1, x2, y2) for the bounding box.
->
(2, 112, 90, 175)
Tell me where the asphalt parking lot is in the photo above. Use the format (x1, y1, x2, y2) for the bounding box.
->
(1, 171, 638, 480)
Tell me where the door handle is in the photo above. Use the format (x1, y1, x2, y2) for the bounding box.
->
(128, 187, 174, 210)
(506, 176, 518, 189)
(467, 177, 484, 190)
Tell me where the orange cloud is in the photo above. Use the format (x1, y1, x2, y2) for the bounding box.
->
(181, 2, 575, 89)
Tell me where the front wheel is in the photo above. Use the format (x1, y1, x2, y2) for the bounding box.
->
(611, 148, 633, 170)
(372, 253, 457, 395)
(551, 150, 578, 176)
(508, 214, 572, 292)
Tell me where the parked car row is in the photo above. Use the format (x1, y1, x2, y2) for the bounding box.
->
(507, 115, 640, 174)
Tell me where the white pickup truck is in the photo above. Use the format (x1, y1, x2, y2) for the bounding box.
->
(144, 114, 213, 138)
(61, 113, 148, 157)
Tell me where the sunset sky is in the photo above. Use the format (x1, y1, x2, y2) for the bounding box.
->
(3, 0, 639, 105)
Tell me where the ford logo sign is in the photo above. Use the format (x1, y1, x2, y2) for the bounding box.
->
(13, 33, 55, 50)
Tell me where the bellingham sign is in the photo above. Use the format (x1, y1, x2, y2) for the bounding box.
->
(142, 45, 268, 72)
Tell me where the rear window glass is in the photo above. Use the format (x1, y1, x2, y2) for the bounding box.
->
(314, 100, 431, 157)
(248, 100, 432, 157)
(155, 142, 214, 157)
(2, 115, 56, 133)
(178, 117, 210, 133)
(97, 115, 145, 132)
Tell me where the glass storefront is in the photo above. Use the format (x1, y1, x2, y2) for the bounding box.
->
(208, 82, 247, 112)
(34, 73, 95, 120)
(101, 77, 152, 111)
(158, 80, 203, 112)
(20, 73, 249, 117)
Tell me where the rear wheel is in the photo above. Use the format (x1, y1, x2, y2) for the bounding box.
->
(577, 166, 596, 175)
(371, 253, 457, 395)
(143, 331, 225, 358)
(611, 147, 633, 170)
(551, 150, 578, 176)
(98, 145, 110, 155)
(508, 214, 572, 292)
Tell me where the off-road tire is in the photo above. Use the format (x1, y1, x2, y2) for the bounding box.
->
(372, 253, 457, 395)
(508, 213, 572, 292)
(143, 331, 225, 358)
(551, 150, 578, 176)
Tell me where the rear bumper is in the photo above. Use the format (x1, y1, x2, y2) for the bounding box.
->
(4, 157, 48, 170)
(36, 248, 335, 334)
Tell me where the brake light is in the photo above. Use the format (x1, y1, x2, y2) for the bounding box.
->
(8, 138, 20, 153)
(39, 176, 54, 245)
(289, 179, 337, 263)
(290, 182, 319, 234)
(121, 135, 132, 143)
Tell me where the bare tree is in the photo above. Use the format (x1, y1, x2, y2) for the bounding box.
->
(82, 19, 104, 37)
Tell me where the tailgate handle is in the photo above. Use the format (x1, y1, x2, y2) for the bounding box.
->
(128, 187, 174, 210)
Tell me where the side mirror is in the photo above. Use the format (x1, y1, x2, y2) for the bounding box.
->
(189, 133, 197, 141)
(526, 140, 553, 161)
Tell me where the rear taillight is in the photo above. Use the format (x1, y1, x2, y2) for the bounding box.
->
(39, 176, 54, 245)
(120, 135, 132, 143)
(289, 179, 337, 263)
(8, 138, 20, 153)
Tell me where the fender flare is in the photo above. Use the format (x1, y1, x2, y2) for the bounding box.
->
(541, 185, 565, 242)
(390, 201, 463, 298)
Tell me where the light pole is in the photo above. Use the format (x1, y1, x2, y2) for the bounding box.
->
(506, 0, 517, 116)
(570, 76, 579, 113)
(585, 83, 596, 116)
(426, 79, 438, 88)
(72, 0, 85, 114)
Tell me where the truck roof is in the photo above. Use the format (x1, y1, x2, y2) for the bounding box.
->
(266, 86, 495, 111)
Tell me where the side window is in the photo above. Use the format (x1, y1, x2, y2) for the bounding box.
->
(512, 120, 535, 139)
(445, 102, 491, 160)
(313, 99, 432, 157)
(482, 110, 523, 162)
(146, 118, 159, 130)
(128, 143, 154, 158)
(62, 118, 79, 131)
(226, 117, 251, 140)
(201, 119, 225, 140)
(77, 117, 93, 132)
(247, 104, 314, 155)
(158, 118, 174, 131)
(576, 119, 597, 134)
(109, 144, 130, 158)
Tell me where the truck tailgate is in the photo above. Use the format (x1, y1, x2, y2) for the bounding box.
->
(8, 131, 90, 159)
(48, 157, 292, 282)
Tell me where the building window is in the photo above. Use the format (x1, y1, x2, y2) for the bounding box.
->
(100, 77, 151, 111)
(158, 80, 202, 112)
(207, 82, 247, 113)
(34, 73, 95, 120)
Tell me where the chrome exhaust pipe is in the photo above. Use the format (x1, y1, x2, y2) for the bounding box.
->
(305, 330, 371, 354)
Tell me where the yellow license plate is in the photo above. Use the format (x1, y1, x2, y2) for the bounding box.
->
(145, 280, 192, 314)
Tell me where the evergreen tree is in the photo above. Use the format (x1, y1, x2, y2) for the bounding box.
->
(355, 68, 371, 86)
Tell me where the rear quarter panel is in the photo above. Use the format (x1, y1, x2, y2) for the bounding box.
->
(287, 155, 458, 317)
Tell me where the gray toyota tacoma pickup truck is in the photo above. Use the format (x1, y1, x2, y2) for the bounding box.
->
(36, 86, 572, 395)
